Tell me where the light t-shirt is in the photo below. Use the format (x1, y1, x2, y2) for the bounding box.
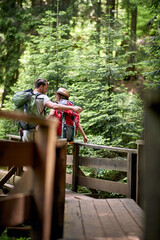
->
(36, 94, 50, 116)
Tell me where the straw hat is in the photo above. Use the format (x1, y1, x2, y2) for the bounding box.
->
(54, 87, 70, 98)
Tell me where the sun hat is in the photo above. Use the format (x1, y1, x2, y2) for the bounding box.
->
(54, 87, 70, 98)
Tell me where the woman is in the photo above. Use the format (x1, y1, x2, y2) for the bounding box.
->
(49, 87, 88, 143)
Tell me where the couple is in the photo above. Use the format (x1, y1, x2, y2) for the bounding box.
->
(23, 78, 88, 143)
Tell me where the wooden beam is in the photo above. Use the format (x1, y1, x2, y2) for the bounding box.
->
(51, 141, 67, 239)
(30, 122, 59, 240)
(75, 142, 137, 154)
(0, 140, 35, 166)
(78, 175, 128, 196)
(66, 155, 73, 165)
(78, 168, 98, 195)
(0, 110, 57, 127)
(79, 156, 127, 172)
(0, 167, 17, 188)
(6, 134, 21, 141)
(136, 141, 145, 208)
(67, 155, 128, 172)
(0, 193, 32, 226)
(72, 144, 79, 192)
(127, 152, 137, 200)
(66, 173, 72, 184)
(144, 90, 160, 240)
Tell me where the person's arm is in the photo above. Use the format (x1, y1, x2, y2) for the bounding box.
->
(77, 122, 88, 143)
(45, 100, 82, 113)
(47, 108, 55, 119)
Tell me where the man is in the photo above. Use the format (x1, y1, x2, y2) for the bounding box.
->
(48, 87, 88, 143)
(23, 79, 82, 142)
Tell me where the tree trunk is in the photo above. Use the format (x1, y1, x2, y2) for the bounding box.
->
(106, 0, 115, 20)
(127, 4, 137, 72)
(131, 5, 137, 43)
(95, 0, 102, 47)
(32, 0, 43, 8)
(2, 44, 21, 104)
(116, 0, 118, 18)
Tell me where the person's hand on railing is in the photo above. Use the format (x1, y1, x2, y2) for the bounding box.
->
(83, 135, 88, 143)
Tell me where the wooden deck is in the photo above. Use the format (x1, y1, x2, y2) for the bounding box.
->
(63, 191, 144, 240)
(0, 111, 144, 240)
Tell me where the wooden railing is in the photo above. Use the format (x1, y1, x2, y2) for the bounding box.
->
(66, 142, 143, 202)
(4, 134, 144, 205)
(0, 110, 67, 240)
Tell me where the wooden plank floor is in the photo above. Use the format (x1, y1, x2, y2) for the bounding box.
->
(63, 191, 144, 240)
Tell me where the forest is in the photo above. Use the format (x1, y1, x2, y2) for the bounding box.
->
(0, 1, 160, 238)
(0, 0, 160, 148)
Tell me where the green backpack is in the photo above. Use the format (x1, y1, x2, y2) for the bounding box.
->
(12, 88, 43, 130)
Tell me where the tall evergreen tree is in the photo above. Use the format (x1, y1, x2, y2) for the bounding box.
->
(0, 0, 25, 103)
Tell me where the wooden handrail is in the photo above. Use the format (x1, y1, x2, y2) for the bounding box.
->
(0, 110, 57, 127)
(74, 142, 137, 153)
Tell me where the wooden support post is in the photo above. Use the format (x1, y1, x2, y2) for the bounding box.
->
(51, 141, 67, 239)
(127, 152, 137, 200)
(72, 143, 79, 192)
(136, 140, 144, 208)
(30, 123, 58, 240)
(144, 90, 160, 240)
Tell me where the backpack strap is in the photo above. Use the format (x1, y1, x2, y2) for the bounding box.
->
(61, 111, 66, 138)
(72, 115, 76, 138)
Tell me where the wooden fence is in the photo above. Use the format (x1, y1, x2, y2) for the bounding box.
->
(3, 134, 144, 205)
(66, 142, 143, 202)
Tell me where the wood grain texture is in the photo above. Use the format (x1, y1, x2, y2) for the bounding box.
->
(63, 198, 144, 240)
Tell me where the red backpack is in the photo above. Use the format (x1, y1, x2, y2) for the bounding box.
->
(55, 99, 79, 142)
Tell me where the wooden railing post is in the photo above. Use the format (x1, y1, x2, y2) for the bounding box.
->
(127, 152, 137, 200)
(136, 140, 144, 208)
(144, 90, 160, 240)
(72, 143, 79, 192)
(51, 140, 67, 239)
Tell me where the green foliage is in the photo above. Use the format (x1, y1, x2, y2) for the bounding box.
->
(143, 34, 160, 89)
(0, 1, 36, 100)
(0, 228, 30, 240)
(0, 2, 159, 239)
(0, 7, 144, 147)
